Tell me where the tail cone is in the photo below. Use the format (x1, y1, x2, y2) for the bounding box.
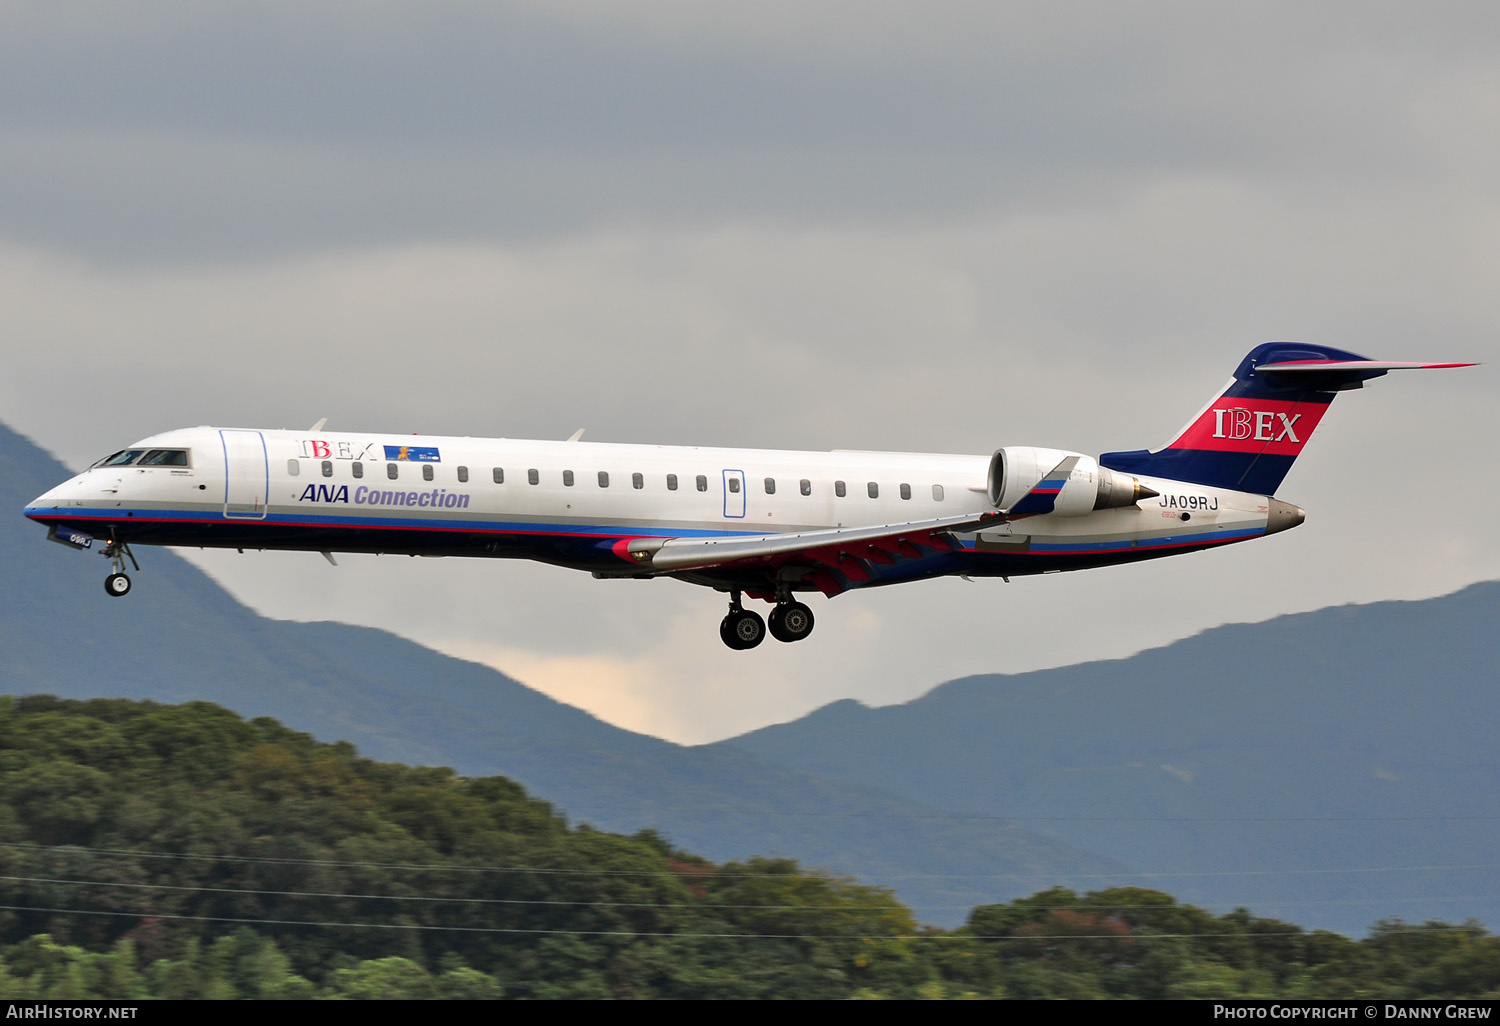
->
(1265, 499, 1306, 535)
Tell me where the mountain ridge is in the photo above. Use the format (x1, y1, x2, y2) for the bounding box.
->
(714, 582, 1500, 930)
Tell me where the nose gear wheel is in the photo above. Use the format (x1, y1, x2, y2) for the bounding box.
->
(100, 534, 139, 598)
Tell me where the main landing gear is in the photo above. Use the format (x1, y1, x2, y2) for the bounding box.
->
(719, 590, 816, 650)
(769, 600, 815, 643)
(101, 536, 139, 598)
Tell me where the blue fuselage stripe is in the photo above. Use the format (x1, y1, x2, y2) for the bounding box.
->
(29, 505, 1265, 559)
(28, 505, 762, 540)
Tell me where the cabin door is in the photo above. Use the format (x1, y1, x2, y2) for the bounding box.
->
(722, 469, 746, 518)
(220, 429, 269, 519)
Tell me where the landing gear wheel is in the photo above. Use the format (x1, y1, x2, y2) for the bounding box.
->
(101, 535, 139, 598)
(720, 609, 766, 650)
(769, 601, 815, 643)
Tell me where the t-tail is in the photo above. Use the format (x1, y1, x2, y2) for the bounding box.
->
(1100, 342, 1475, 495)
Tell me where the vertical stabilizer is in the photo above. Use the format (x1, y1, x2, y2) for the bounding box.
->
(1099, 342, 1470, 494)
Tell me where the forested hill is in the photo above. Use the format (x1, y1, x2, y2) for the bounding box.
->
(2, 696, 1497, 1000)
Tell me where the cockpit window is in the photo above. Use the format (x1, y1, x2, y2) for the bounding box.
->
(96, 450, 145, 467)
(139, 449, 190, 467)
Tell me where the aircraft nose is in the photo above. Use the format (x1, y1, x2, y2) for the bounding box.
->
(24, 486, 63, 519)
(24, 475, 86, 519)
(1264, 498, 1306, 535)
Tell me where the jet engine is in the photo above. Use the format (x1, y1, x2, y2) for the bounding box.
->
(987, 446, 1157, 516)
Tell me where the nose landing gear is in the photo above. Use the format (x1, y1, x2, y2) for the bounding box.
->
(101, 536, 139, 598)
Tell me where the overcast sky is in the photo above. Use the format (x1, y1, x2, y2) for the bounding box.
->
(5, 2, 1496, 743)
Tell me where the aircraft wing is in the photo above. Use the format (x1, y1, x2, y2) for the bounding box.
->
(627, 510, 1000, 571)
(621, 460, 1089, 595)
(622, 510, 999, 597)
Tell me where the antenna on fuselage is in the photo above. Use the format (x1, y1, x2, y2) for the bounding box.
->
(566, 428, 585, 442)
(309, 418, 327, 432)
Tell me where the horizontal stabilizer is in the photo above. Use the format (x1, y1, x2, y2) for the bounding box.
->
(1255, 357, 1476, 392)
(1259, 360, 1476, 372)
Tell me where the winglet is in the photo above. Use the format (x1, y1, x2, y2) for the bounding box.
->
(1004, 457, 1079, 516)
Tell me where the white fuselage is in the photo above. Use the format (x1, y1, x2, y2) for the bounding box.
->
(32, 339, 1462, 647)
(27, 425, 1280, 594)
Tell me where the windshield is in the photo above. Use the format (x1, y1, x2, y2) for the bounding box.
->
(95, 449, 145, 467)
(139, 449, 190, 467)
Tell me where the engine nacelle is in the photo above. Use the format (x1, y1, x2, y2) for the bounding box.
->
(987, 446, 1157, 516)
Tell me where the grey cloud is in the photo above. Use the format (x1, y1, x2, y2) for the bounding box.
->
(4, 2, 1497, 740)
(2, 3, 1497, 263)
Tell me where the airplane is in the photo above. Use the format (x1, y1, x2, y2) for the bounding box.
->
(24, 342, 1474, 650)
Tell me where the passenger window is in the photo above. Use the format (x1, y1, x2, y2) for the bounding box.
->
(387, 463, 398, 480)
(800, 479, 811, 496)
(598, 471, 610, 488)
(493, 467, 504, 484)
(764, 478, 776, 495)
(900, 483, 911, 500)
(352, 462, 364, 479)
(422, 465, 434, 481)
(457, 466, 469, 483)
(696, 475, 708, 492)
(528, 469, 539, 485)
(632, 472, 644, 489)
(288, 460, 300, 476)
(932, 484, 944, 501)
(868, 482, 879, 498)
(835, 480, 846, 498)
(322, 461, 333, 478)
(563, 470, 575, 487)
(667, 474, 678, 491)
(728, 478, 741, 493)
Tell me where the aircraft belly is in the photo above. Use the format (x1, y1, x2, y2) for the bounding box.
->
(949, 497, 1267, 577)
